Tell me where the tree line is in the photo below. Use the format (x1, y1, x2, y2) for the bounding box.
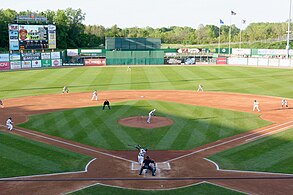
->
(0, 8, 291, 51)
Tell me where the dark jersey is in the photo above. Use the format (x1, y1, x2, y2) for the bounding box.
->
(104, 100, 109, 105)
(143, 159, 154, 167)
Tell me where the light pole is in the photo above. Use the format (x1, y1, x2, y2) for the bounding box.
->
(286, 0, 292, 58)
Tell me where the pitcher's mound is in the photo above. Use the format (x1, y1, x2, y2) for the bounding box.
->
(118, 116, 174, 129)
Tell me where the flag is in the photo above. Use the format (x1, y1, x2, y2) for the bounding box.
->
(231, 10, 237, 15)
(242, 19, 246, 24)
(220, 19, 224, 24)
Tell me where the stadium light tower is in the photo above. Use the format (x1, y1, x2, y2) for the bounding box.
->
(286, 0, 292, 58)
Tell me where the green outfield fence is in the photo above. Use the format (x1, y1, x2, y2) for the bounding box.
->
(106, 50, 164, 65)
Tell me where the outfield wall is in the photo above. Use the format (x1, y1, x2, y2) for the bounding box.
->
(227, 57, 293, 67)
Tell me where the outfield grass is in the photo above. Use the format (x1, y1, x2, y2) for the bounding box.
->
(1, 66, 293, 99)
(19, 100, 271, 150)
(0, 131, 92, 178)
(208, 129, 293, 174)
(70, 183, 244, 195)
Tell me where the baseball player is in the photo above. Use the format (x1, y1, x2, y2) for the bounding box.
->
(136, 144, 148, 166)
(147, 109, 156, 124)
(0, 99, 4, 108)
(102, 99, 111, 110)
(62, 86, 69, 93)
(6, 117, 13, 131)
(253, 100, 260, 112)
(197, 84, 204, 92)
(127, 65, 131, 71)
(281, 99, 289, 108)
(139, 156, 156, 176)
(91, 90, 98, 101)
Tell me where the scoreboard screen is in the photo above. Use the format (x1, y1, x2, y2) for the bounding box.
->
(9, 24, 56, 50)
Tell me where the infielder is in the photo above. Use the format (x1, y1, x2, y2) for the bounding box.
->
(253, 100, 260, 112)
(197, 84, 204, 92)
(281, 99, 289, 108)
(62, 86, 69, 93)
(136, 144, 148, 166)
(147, 109, 156, 123)
(91, 90, 98, 101)
(6, 117, 13, 131)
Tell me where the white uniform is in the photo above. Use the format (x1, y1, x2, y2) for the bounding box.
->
(127, 66, 131, 71)
(197, 84, 203, 92)
(91, 90, 98, 101)
(138, 148, 147, 165)
(6, 118, 13, 131)
(253, 100, 260, 112)
(281, 99, 288, 108)
(62, 86, 69, 93)
(147, 109, 156, 123)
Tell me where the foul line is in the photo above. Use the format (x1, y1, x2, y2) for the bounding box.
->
(0, 125, 135, 163)
(167, 121, 293, 162)
(245, 126, 293, 142)
(204, 158, 293, 176)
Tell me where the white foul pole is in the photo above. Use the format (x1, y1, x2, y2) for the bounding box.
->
(286, 0, 292, 58)
(218, 25, 221, 55)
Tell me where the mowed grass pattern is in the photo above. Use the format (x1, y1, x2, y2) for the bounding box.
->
(1, 66, 293, 98)
(70, 183, 244, 195)
(19, 100, 271, 150)
(0, 131, 92, 178)
(208, 129, 293, 174)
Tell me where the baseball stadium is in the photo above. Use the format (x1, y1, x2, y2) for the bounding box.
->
(1, 2, 293, 195)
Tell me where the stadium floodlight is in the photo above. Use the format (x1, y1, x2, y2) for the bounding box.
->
(286, 0, 292, 58)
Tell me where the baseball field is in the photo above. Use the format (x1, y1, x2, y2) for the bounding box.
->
(0, 65, 293, 194)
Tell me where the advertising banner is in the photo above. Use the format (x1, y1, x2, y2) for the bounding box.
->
(51, 52, 61, 59)
(31, 60, 42, 68)
(10, 61, 21, 69)
(41, 59, 52, 67)
(0, 62, 10, 70)
(67, 49, 79, 56)
(48, 25, 57, 49)
(51, 59, 62, 66)
(21, 61, 32, 69)
(227, 58, 248, 65)
(10, 53, 21, 61)
(84, 58, 106, 66)
(41, 52, 51, 60)
(216, 57, 227, 64)
(21, 53, 41, 61)
(232, 48, 251, 55)
(8, 24, 19, 51)
(0, 54, 10, 62)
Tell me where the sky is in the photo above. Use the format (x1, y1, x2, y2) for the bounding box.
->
(1, 0, 291, 29)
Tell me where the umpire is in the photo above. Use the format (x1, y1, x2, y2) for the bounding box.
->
(139, 156, 156, 176)
(103, 99, 111, 110)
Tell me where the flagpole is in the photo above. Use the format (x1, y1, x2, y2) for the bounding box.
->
(218, 25, 221, 55)
(286, 0, 292, 59)
(229, 14, 232, 55)
(239, 22, 242, 49)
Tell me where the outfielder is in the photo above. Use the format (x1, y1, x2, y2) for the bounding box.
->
(91, 90, 98, 101)
(281, 99, 289, 108)
(147, 109, 156, 123)
(136, 144, 148, 166)
(197, 84, 203, 92)
(253, 100, 260, 112)
(6, 117, 13, 131)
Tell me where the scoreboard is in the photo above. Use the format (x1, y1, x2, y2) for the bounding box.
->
(9, 24, 56, 51)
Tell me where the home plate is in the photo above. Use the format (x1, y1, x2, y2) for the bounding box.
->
(131, 162, 171, 174)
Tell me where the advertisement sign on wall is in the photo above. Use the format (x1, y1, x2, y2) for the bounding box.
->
(67, 49, 78, 56)
(41, 60, 52, 67)
(10, 53, 21, 61)
(21, 53, 41, 61)
(0, 62, 10, 70)
(84, 58, 106, 66)
(51, 52, 61, 59)
(48, 25, 57, 49)
(10, 61, 21, 69)
(0, 54, 10, 62)
(21, 61, 32, 69)
(31, 60, 42, 68)
(8, 24, 19, 51)
(216, 57, 227, 64)
(41, 52, 51, 60)
(51, 59, 62, 66)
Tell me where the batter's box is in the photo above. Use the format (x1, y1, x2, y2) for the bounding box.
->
(131, 162, 171, 171)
